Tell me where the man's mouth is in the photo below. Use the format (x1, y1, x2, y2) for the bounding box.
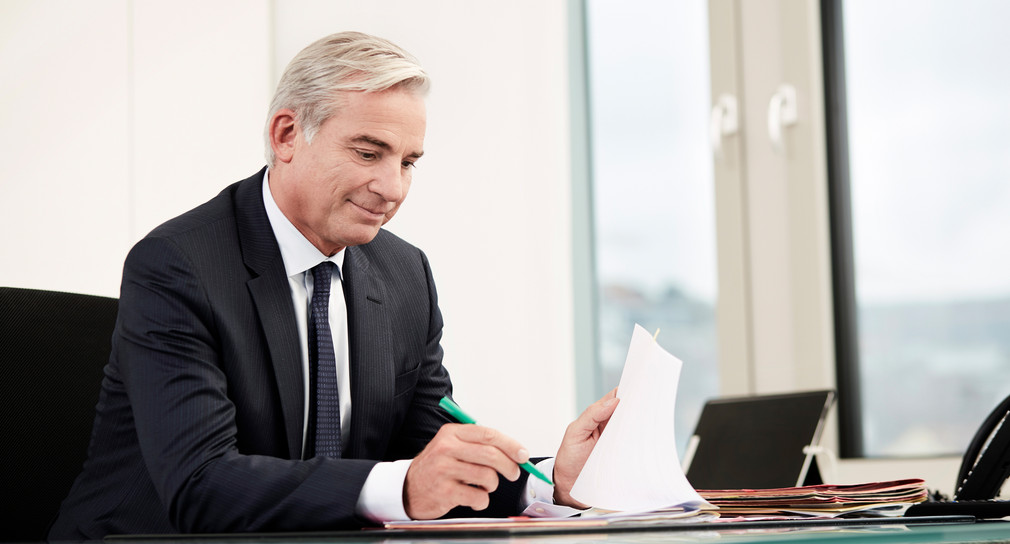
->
(351, 201, 389, 218)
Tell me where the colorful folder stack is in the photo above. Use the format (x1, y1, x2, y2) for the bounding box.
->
(697, 479, 929, 517)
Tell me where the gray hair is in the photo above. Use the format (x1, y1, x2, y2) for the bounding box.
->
(264, 31, 430, 166)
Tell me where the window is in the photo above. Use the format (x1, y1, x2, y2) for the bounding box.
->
(826, 0, 1010, 457)
(584, 0, 718, 453)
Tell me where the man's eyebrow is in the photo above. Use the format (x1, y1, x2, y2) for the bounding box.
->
(351, 135, 392, 151)
(351, 134, 423, 159)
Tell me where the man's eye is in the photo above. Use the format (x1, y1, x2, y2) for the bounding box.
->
(401, 161, 416, 169)
(357, 150, 378, 161)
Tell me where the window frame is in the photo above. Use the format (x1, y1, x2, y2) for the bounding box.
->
(819, 0, 864, 459)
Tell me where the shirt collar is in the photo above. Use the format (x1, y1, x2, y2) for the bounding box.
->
(262, 169, 345, 277)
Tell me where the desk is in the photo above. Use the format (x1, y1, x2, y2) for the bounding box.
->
(107, 518, 1009, 544)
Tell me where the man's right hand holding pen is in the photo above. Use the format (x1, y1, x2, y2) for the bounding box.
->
(403, 388, 619, 519)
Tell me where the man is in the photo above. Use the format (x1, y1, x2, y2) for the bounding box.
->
(49, 31, 617, 540)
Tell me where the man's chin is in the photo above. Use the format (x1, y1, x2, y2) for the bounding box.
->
(340, 227, 383, 248)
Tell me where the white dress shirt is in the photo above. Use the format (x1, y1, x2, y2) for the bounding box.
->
(261, 171, 553, 521)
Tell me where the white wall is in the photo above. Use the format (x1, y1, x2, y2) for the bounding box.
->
(1, 1, 132, 297)
(0, 0, 577, 455)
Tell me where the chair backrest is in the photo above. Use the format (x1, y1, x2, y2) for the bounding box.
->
(0, 287, 118, 542)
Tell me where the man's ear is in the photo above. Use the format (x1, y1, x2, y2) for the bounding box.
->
(268, 108, 298, 164)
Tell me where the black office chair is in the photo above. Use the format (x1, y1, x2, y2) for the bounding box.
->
(0, 287, 118, 542)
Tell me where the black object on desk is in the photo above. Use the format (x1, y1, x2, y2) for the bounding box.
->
(953, 392, 1010, 502)
(906, 499, 1010, 519)
(907, 392, 1010, 520)
(685, 390, 835, 490)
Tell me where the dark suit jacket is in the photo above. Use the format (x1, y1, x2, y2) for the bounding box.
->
(49, 169, 528, 540)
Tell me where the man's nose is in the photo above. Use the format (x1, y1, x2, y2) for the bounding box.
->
(369, 162, 406, 202)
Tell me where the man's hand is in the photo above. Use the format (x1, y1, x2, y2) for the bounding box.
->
(404, 423, 530, 519)
(552, 388, 619, 508)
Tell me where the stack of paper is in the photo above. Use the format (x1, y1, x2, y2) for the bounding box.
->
(697, 479, 929, 517)
(384, 506, 715, 531)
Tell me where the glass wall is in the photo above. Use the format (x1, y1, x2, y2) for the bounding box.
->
(839, 0, 1010, 456)
(584, 0, 718, 454)
(582, 0, 1010, 464)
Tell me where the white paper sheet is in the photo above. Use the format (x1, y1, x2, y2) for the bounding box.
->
(569, 324, 711, 512)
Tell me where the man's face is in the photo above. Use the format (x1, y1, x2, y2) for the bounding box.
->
(275, 88, 426, 256)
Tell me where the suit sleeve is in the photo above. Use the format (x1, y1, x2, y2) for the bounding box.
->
(387, 248, 532, 518)
(118, 236, 376, 533)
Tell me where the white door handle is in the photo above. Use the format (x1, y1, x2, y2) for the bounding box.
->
(767, 84, 797, 153)
(710, 93, 738, 160)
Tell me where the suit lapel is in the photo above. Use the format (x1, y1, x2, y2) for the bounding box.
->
(342, 246, 395, 459)
(234, 170, 305, 459)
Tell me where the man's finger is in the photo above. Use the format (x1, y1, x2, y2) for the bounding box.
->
(453, 461, 502, 493)
(455, 484, 492, 511)
(453, 424, 530, 464)
(452, 443, 521, 483)
(569, 389, 619, 437)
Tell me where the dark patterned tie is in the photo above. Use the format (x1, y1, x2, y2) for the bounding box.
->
(308, 261, 342, 458)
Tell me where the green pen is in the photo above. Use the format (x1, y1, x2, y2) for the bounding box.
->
(438, 396, 554, 486)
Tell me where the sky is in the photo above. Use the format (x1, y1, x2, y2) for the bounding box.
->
(844, 0, 1010, 304)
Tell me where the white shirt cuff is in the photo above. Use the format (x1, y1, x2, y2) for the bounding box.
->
(520, 458, 556, 510)
(355, 459, 412, 523)
(519, 457, 586, 517)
